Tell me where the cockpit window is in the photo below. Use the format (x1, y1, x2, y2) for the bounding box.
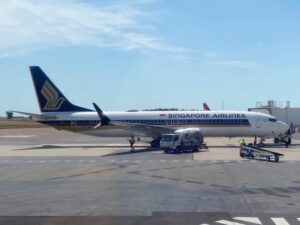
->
(269, 118, 277, 122)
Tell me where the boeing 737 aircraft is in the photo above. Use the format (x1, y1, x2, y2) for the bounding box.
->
(12, 66, 290, 147)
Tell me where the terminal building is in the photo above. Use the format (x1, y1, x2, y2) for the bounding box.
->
(248, 100, 300, 131)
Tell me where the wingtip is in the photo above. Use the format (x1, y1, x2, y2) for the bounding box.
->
(29, 66, 40, 70)
(92, 103, 103, 114)
(92, 103, 98, 110)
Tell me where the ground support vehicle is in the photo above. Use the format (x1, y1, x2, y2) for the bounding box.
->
(160, 130, 204, 153)
(240, 145, 284, 162)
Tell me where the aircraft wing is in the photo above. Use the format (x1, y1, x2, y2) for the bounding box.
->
(111, 120, 176, 137)
(8, 111, 57, 120)
(92, 103, 175, 137)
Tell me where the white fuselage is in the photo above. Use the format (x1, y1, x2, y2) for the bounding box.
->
(39, 110, 289, 139)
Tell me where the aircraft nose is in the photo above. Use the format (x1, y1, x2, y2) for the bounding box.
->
(279, 121, 290, 134)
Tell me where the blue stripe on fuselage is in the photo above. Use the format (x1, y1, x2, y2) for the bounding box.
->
(39, 119, 251, 126)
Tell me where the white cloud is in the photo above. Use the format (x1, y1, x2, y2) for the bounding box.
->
(208, 59, 257, 69)
(219, 60, 257, 69)
(0, 0, 183, 57)
(203, 52, 220, 58)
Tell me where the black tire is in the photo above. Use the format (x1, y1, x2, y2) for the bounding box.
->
(240, 153, 244, 158)
(275, 155, 279, 162)
(175, 147, 181, 154)
(288, 138, 292, 145)
(192, 146, 199, 152)
(164, 149, 169, 153)
(266, 156, 270, 162)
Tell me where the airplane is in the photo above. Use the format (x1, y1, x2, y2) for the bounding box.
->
(203, 103, 211, 111)
(11, 66, 290, 148)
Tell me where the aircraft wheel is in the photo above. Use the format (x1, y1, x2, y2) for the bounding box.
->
(275, 155, 279, 162)
(266, 156, 270, 162)
(175, 147, 181, 154)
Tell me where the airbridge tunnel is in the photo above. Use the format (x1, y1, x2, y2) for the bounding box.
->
(249, 100, 300, 132)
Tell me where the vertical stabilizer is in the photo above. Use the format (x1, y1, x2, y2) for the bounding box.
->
(29, 66, 92, 112)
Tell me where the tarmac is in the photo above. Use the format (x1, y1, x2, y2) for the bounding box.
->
(0, 127, 300, 225)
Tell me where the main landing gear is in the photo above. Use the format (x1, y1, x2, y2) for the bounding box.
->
(253, 136, 265, 147)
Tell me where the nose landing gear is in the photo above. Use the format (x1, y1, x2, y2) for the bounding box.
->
(274, 137, 291, 148)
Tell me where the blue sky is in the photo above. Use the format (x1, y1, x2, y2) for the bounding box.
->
(1, 0, 300, 116)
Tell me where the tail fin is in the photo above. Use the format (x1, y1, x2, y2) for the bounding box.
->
(203, 103, 211, 111)
(29, 66, 92, 112)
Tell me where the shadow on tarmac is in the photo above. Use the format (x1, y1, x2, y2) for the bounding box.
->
(102, 147, 162, 156)
(15, 144, 149, 151)
(15, 145, 162, 156)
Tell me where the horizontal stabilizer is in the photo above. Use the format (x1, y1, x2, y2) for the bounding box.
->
(8, 111, 57, 120)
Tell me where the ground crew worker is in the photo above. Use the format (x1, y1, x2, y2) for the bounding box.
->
(240, 139, 246, 146)
(283, 136, 289, 148)
(128, 136, 136, 152)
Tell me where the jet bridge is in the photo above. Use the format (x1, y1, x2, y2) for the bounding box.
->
(249, 100, 300, 132)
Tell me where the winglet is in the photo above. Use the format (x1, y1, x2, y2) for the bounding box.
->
(93, 103, 105, 120)
(92, 103, 111, 128)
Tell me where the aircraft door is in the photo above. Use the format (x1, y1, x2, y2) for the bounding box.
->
(255, 117, 261, 128)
